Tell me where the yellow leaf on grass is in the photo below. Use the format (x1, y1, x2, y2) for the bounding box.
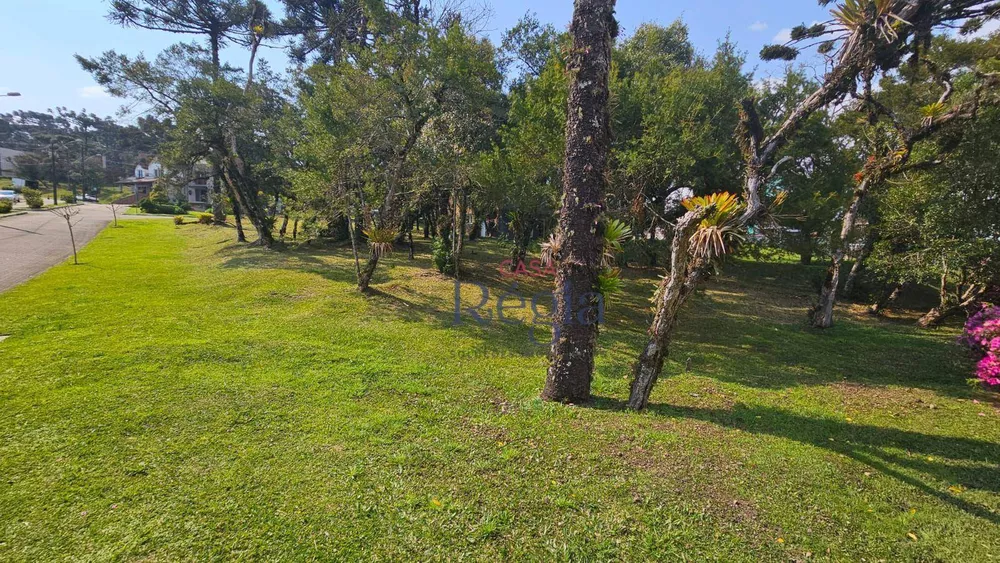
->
(907, 532, 918, 542)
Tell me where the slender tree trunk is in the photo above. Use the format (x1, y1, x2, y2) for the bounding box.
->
(66, 218, 79, 265)
(346, 210, 362, 282)
(292, 219, 299, 240)
(221, 134, 274, 247)
(843, 237, 873, 297)
(799, 252, 813, 265)
(358, 254, 378, 292)
(812, 179, 869, 328)
(279, 214, 289, 239)
(467, 206, 479, 241)
(627, 210, 706, 410)
(542, 0, 617, 404)
(232, 196, 247, 243)
(212, 181, 227, 224)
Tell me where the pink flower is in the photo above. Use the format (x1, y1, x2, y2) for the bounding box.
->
(978, 354, 1000, 387)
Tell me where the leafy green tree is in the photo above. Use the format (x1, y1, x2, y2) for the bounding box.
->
(756, 69, 856, 265)
(628, 0, 1000, 409)
(810, 32, 1000, 328)
(295, 7, 502, 291)
(80, 0, 281, 245)
(868, 106, 1000, 326)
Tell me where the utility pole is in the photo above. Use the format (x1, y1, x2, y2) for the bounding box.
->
(50, 142, 57, 204)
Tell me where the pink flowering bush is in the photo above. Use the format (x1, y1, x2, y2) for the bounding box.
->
(961, 306, 1000, 387)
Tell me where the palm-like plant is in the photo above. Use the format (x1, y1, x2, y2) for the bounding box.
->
(596, 268, 624, 301)
(363, 225, 395, 259)
(683, 192, 746, 261)
(601, 218, 633, 267)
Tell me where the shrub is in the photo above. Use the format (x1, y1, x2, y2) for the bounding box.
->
(0, 199, 12, 214)
(62, 194, 77, 204)
(197, 213, 214, 225)
(138, 198, 186, 215)
(21, 188, 43, 209)
(431, 237, 453, 274)
(173, 215, 186, 225)
(960, 306, 1000, 387)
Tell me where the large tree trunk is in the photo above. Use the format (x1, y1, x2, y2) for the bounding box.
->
(812, 179, 869, 328)
(628, 210, 707, 410)
(542, 0, 616, 404)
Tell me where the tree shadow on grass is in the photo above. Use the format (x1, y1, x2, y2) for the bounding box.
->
(590, 397, 1000, 524)
(208, 237, 978, 395)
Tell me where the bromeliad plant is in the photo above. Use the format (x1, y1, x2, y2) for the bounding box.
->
(363, 225, 396, 259)
(683, 192, 746, 262)
(961, 305, 1000, 388)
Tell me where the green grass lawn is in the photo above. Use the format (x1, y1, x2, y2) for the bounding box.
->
(0, 221, 998, 560)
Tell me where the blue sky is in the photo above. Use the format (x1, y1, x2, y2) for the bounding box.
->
(0, 0, 833, 119)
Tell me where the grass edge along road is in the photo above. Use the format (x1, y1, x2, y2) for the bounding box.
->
(0, 220, 998, 560)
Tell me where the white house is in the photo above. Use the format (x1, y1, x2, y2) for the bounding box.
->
(116, 159, 215, 210)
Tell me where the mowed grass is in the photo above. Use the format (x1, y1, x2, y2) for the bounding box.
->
(0, 221, 998, 561)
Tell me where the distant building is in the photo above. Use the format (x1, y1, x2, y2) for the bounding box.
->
(115, 159, 215, 210)
(0, 147, 25, 178)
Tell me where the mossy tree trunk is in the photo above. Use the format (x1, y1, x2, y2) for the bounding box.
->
(627, 210, 706, 410)
(542, 0, 617, 404)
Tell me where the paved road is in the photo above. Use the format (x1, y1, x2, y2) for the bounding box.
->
(0, 205, 134, 293)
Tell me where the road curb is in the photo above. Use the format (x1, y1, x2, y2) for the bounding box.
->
(0, 211, 28, 220)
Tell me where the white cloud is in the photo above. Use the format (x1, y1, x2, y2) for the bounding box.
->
(772, 28, 792, 44)
(78, 85, 109, 99)
(749, 21, 768, 32)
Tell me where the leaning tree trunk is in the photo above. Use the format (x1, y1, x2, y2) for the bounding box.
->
(358, 254, 379, 292)
(278, 214, 289, 239)
(221, 144, 274, 248)
(628, 210, 706, 411)
(542, 0, 617, 404)
(843, 237, 873, 297)
(868, 282, 902, 316)
(232, 193, 247, 243)
(812, 179, 869, 328)
(917, 276, 985, 328)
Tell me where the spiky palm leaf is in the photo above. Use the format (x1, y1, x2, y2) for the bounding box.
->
(601, 218, 633, 267)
